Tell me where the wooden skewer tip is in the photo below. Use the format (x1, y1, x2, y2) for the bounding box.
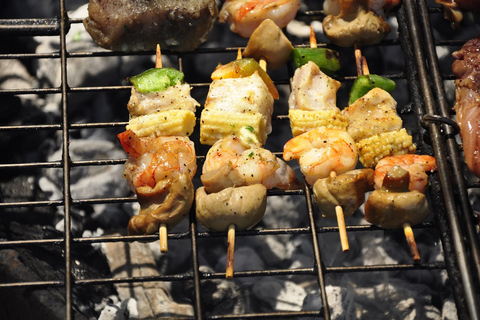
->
(155, 44, 162, 69)
(403, 223, 420, 262)
(309, 25, 318, 49)
(226, 224, 236, 279)
(159, 223, 168, 253)
(330, 171, 350, 252)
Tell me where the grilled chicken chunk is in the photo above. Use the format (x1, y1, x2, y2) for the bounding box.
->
(289, 61, 342, 112)
(84, 0, 218, 52)
(204, 72, 274, 134)
(342, 87, 403, 142)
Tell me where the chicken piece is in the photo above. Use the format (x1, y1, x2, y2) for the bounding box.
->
(289, 61, 342, 112)
(323, 4, 391, 47)
(313, 169, 374, 219)
(365, 166, 430, 229)
(218, 0, 301, 38)
(196, 184, 267, 231)
(342, 87, 403, 142)
(127, 84, 200, 119)
(128, 173, 194, 235)
(83, 0, 218, 52)
(452, 36, 480, 177)
(204, 72, 274, 134)
(242, 19, 294, 70)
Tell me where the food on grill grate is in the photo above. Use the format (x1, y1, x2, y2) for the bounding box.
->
(202, 131, 300, 191)
(83, 0, 218, 52)
(322, 0, 391, 47)
(452, 36, 480, 178)
(323, 0, 401, 16)
(365, 164, 434, 261)
(242, 19, 294, 70)
(373, 154, 437, 193)
(218, 0, 301, 38)
(199, 57, 278, 145)
(197, 128, 298, 277)
(435, 0, 480, 28)
(118, 130, 196, 235)
(288, 61, 348, 136)
(283, 127, 358, 186)
(118, 48, 199, 253)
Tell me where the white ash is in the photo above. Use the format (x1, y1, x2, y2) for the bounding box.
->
(98, 298, 138, 320)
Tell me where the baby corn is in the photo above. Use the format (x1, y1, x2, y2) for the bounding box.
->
(289, 109, 349, 136)
(126, 109, 196, 138)
(356, 128, 417, 168)
(199, 108, 267, 145)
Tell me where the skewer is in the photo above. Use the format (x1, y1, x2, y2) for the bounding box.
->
(226, 224, 236, 278)
(309, 25, 317, 49)
(355, 44, 420, 262)
(403, 223, 420, 262)
(155, 43, 168, 253)
(330, 171, 350, 252)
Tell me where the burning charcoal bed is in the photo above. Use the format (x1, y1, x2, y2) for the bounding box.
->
(0, 0, 479, 319)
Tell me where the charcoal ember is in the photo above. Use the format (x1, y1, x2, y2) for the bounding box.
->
(180, 266, 246, 315)
(0, 222, 115, 320)
(251, 278, 306, 312)
(101, 239, 194, 318)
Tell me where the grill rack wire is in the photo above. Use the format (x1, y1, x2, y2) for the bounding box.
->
(0, 0, 479, 319)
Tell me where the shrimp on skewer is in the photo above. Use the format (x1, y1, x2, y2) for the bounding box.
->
(203, 130, 300, 190)
(219, 0, 301, 38)
(283, 127, 358, 186)
(373, 154, 437, 193)
(118, 129, 197, 241)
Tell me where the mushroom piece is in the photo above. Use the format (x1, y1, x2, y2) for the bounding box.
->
(364, 166, 430, 229)
(195, 184, 267, 232)
(242, 19, 294, 70)
(322, 5, 391, 47)
(313, 168, 374, 219)
(128, 173, 194, 235)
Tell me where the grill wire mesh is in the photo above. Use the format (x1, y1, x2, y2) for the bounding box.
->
(0, 0, 479, 319)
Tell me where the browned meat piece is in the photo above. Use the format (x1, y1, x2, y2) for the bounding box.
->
(83, 0, 218, 52)
(452, 36, 480, 177)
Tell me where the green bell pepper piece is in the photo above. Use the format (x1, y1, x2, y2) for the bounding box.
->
(128, 68, 184, 93)
(348, 74, 396, 105)
(292, 48, 341, 76)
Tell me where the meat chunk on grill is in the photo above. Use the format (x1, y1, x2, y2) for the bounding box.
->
(83, 0, 218, 52)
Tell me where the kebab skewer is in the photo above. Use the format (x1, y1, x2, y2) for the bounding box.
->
(118, 45, 198, 252)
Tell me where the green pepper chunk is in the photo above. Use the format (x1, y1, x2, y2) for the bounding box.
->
(348, 74, 396, 105)
(128, 68, 184, 93)
(292, 48, 341, 76)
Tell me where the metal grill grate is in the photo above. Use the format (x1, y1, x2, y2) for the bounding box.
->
(0, 0, 479, 319)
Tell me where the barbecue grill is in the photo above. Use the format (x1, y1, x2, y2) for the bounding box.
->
(1, 0, 479, 319)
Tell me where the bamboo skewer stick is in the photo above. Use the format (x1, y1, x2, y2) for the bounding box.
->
(355, 44, 420, 262)
(403, 223, 421, 262)
(329, 171, 350, 252)
(155, 44, 168, 253)
(226, 224, 236, 279)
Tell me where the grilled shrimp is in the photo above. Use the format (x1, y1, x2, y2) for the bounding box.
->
(373, 154, 437, 193)
(219, 0, 301, 38)
(203, 134, 300, 190)
(283, 127, 358, 185)
(118, 130, 197, 190)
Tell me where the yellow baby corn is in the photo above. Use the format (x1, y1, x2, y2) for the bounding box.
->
(289, 109, 349, 136)
(357, 128, 417, 168)
(126, 109, 196, 138)
(199, 108, 267, 145)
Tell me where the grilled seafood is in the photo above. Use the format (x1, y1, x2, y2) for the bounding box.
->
(373, 154, 437, 193)
(283, 127, 358, 185)
(203, 132, 300, 190)
(219, 0, 301, 38)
